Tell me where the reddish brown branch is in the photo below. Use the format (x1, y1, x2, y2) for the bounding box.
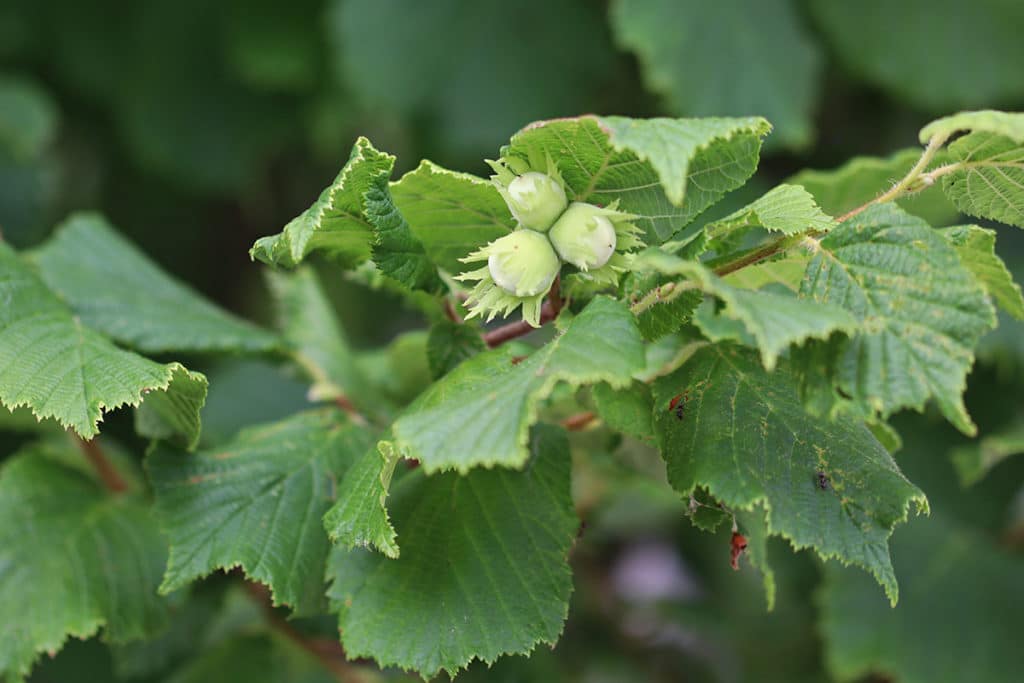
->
(484, 277, 565, 348)
(333, 396, 367, 426)
(442, 297, 462, 323)
(561, 411, 597, 432)
(76, 437, 127, 493)
(244, 582, 357, 682)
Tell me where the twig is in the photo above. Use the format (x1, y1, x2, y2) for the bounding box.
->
(244, 582, 357, 682)
(442, 297, 462, 324)
(333, 396, 367, 426)
(635, 136, 955, 308)
(561, 411, 597, 432)
(484, 276, 565, 348)
(76, 436, 127, 493)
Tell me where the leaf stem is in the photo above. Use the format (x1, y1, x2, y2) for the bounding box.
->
(76, 436, 128, 493)
(244, 582, 359, 682)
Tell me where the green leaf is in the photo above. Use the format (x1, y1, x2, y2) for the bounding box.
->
(621, 271, 702, 341)
(920, 111, 1024, 229)
(706, 184, 836, 241)
(32, 214, 279, 354)
(722, 253, 809, 292)
(820, 515, 1024, 683)
(389, 296, 644, 472)
(0, 241, 208, 439)
(147, 409, 374, 616)
(134, 368, 208, 450)
(265, 267, 364, 402)
(652, 344, 927, 605)
(327, 425, 577, 678)
(919, 110, 1024, 144)
(166, 633, 337, 683)
(799, 203, 996, 434)
(591, 381, 655, 444)
(391, 160, 515, 275)
(940, 225, 1024, 319)
(635, 250, 858, 370)
(0, 404, 61, 434)
(322, 440, 400, 558)
(610, 0, 821, 149)
(0, 443, 169, 680)
(950, 424, 1024, 486)
(364, 169, 445, 294)
(0, 73, 58, 161)
(253, 138, 442, 292)
(327, 0, 615, 157)
(250, 137, 390, 269)
(426, 318, 487, 379)
(808, 0, 1024, 111)
(506, 115, 771, 243)
(787, 149, 960, 227)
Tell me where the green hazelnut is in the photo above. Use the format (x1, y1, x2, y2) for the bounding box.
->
(504, 171, 568, 231)
(486, 229, 560, 297)
(548, 202, 618, 271)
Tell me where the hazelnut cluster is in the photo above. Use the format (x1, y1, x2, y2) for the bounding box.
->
(457, 156, 642, 326)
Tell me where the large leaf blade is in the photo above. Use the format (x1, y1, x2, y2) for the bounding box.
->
(33, 214, 278, 354)
(328, 425, 577, 678)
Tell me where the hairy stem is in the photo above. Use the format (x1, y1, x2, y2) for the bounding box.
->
(634, 134, 956, 313)
(836, 133, 949, 223)
(76, 436, 128, 493)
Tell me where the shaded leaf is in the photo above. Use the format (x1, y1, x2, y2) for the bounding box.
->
(391, 160, 514, 275)
(705, 184, 836, 243)
(591, 381, 655, 444)
(611, 0, 821, 149)
(148, 409, 374, 616)
(809, 0, 1024, 111)
(0, 241, 207, 439)
(33, 213, 279, 353)
(250, 137, 390, 269)
(820, 515, 1024, 683)
(322, 440, 400, 558)
(940, 225, 1024, 319)
(799, 203, 996, 434)
(788, 148, 960, 227)
(506, 115, 770, 243)
(922, 111, 1024, 229)
(389, 296, 644, 472)
(0, 444, 169, 680)
(426, 319, 486, 378)
(950, 424, 1024, 486)
(652, 344, 927, 604)
(265, 267, 365, 402)
(327, 425, 577, 678)
(635, 249, 858, 370)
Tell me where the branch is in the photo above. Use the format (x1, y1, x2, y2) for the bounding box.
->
(244, 582, 359, 682)
(333, 396, 367, 426)
(76, 436, 127, 493)
(700, 134, 958, 287)
(483, 276, 564, 348)
(561, 411, 597, 432)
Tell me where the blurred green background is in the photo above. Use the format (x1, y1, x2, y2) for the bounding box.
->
(3, 1, 1024, 681)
